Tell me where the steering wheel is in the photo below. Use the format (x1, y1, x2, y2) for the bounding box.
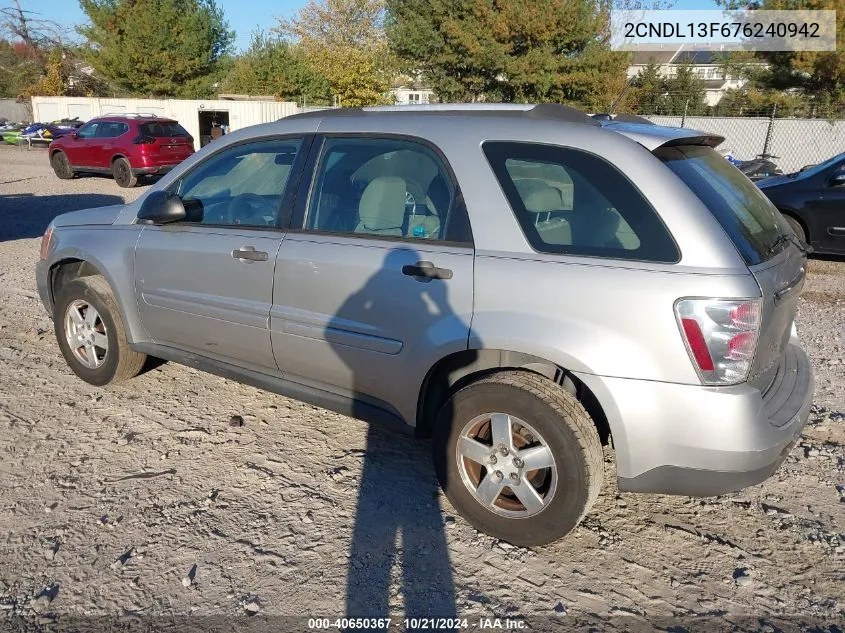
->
(227, 193, 277, 226)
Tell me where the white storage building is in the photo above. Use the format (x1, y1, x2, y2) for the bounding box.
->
(31, 96, 300, 151)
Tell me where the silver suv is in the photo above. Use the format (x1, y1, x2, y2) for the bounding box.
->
(36, 104, 814, 546)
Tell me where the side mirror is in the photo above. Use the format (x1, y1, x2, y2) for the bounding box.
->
(829, 172, 845, 187)
(137, 190, 186, 225)
(70, 132, 78, 139)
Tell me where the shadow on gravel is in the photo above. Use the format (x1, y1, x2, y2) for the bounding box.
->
(329, 248, 459, 624)
(0, 192, 124, 241)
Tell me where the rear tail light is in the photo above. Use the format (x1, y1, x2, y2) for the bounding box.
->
(675, 298, 762, 385)
(133, 135, 155, 145)
(40, 225, 53, 260)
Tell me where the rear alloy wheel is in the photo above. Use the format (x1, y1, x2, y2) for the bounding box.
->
(112, 157, 138, 188)
(50, 151, 74, 180)
(782, 214, 807, 247)
(433, 370, 603, 546)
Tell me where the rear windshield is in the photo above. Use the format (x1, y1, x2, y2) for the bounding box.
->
(655, 145, 788, 265)
(140, 121, 189, 137)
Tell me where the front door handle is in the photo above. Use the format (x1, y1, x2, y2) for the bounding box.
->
(402, 260, 453, 280)
(232, 246, 268, 262)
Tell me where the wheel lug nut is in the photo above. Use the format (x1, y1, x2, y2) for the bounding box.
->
(509, 472, 520, 484)
(489, 454, 497, 465)
(499, 445, 509, 456)
(492, 470, 504, 483)
(513, 457, 524, 468)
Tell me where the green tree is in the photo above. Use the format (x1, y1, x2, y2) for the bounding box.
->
(386, 0, 628, 108)
(78, 0, 234, 97)
(630, 58, 666, 113)
(718, 0, 845, 102)
(277, 0, 394, 106)
(220, 32, 331, 104)
(663, 62, 706, 115)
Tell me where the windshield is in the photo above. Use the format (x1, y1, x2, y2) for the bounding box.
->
(655, 145, 789, 265)
(791, 151, 844, 179)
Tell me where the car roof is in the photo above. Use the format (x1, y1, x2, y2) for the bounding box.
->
(285, 104, 724, 151)
(91, 114, 176, 123)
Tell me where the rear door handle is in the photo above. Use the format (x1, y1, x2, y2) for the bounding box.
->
(402, 260, 453, 280)
(232, 246, 268, 262)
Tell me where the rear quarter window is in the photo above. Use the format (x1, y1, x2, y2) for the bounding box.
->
(483, 142, 679, 263)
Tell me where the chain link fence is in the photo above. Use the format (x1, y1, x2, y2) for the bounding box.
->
(639, 100, 845, 173)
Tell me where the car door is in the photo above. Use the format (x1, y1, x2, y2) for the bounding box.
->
(271, 135, 475, 424)
(134, 135, 310, 373)
(816, 165, 845, 253)
(92, 121, 127, 168)
(63, 121, 99, 167)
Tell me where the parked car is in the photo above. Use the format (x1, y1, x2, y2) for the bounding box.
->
(36, 104, 813, 546)
(757, 151, 845, 255)
(48, 114, 194, 187)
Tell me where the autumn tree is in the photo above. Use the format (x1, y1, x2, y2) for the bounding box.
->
(277, 0, 394, 106)
(385, 0, 629, 108)
(78, 0, 234, 97)
(718, 0, 845, 102)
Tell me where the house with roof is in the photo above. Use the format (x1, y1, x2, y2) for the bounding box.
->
(626, 48, 755, 106)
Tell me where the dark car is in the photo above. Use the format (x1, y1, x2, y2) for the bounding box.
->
(757, 151, 845, 255)
(48, 114, 194, 188)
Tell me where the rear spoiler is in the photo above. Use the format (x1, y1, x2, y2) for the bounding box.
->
(599, 121, 725, 151)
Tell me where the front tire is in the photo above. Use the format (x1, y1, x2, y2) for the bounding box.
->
(432, 370, 603, 546)
(53, 276, 146, 386)
(50, 151, 74, 180)
(112, 157, 138, 188)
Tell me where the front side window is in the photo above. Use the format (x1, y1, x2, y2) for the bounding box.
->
(484, 141, 679, 262)
(304, 136, 471, 243)
(76, 122, 98, 139)
(173, 138, 302, 228)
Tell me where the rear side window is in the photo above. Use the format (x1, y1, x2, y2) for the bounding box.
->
(483, 142, 679, 262)
(655, 145, 788, 265)
(140, 121, 189, 137)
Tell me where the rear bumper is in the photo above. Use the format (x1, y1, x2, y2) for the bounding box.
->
(575, 343, 814, 497)
(131, 164, 176, 176)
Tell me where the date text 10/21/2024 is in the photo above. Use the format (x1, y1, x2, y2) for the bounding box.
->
(307, 618, 528, 630)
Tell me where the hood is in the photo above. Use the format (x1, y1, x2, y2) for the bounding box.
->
(54, 204, 124, 227)
(756, 174, 793, 188)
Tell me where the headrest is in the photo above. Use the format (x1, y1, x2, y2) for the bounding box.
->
(513, 179, 562, 214)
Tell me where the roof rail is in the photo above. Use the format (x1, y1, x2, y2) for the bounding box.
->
(97, 112, 166, 119)
(286, 103, 598, 125)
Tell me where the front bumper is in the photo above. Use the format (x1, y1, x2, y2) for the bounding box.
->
(36, 259, 52, 317)
(575, 343, 814, 497)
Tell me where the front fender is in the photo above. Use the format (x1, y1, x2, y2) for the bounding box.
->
(45, 225, 149, 345)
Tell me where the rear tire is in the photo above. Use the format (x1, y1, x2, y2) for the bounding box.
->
(53, 275, 146, 386)
(782, 214, 807, 247)
(112, 157, 137, 188)
(50, 151, 74, 180)
(432, 370, 603, 546)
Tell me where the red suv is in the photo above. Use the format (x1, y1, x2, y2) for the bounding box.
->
(48, 115, 195, 188)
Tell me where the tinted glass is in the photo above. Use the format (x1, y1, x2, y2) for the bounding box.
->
(76, 122, 98, 139)
(484, 142, 678, 262)
(141, 121, 190, 137)
(655, 145, 788, 264)
(174, 138, 302, 228)
(305, 137, 471, 243)
(95, 122, 128, 138)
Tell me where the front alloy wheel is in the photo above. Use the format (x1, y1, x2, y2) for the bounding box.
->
(64, 299, 109, 369)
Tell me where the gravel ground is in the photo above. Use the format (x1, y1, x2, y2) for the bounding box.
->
(0, 145, 843, 631)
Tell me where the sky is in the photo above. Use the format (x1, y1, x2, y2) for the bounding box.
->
(15, 0, 720, 52)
